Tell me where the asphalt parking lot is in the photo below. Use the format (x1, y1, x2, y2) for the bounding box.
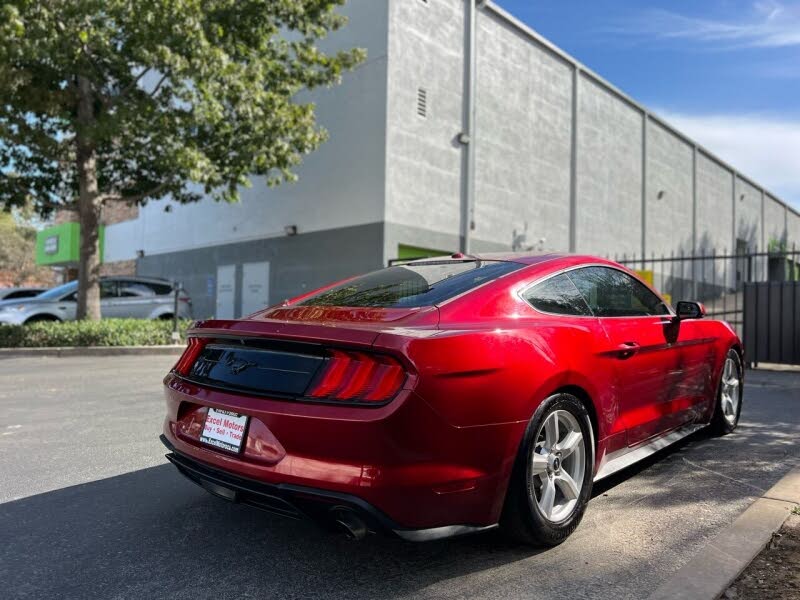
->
(1, 356, 798, 600)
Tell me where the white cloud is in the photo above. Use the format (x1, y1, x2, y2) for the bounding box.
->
(658, 111, 800, 208)
(614, 1, 800, 48)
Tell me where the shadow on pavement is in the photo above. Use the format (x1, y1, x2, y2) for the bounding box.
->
(0, 464, 538, 600)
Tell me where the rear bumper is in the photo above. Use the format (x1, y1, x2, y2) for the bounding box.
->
(160, 435, 496, 541)
(162, 372, 523, 531)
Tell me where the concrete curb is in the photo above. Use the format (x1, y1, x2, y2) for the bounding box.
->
(0, 345, 185, 358)
(648, 466, 800, 600)
(750, 363, 800, 373)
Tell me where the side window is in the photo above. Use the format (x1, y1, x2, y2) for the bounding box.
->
(118, 281, 156, 297)
(5, 291, 30, 300)
(100, 281, 118, 299)
(148, 282, 173, 296)
(568, 267, 668, 317)
(522, 273, 593, 316)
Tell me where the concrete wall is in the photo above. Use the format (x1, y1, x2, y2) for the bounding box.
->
(105, 0, 389, 263)
(789, 210, 800, 251)
(734, 177, 762, 251)
(575, 76, 643, 256)
(695, 153, 734, 254)
(764, 194, 788, 247)
(472, 10, 572, 253)
(383, 0, 464, 248)
(383, 0, 799, 265)
(645, 120, 694, 256)
(137, 223, 384, 319)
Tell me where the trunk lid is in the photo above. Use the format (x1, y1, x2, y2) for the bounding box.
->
(189, 305, 439, 347)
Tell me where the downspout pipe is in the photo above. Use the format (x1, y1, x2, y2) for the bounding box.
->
(461, 0, 483, 253)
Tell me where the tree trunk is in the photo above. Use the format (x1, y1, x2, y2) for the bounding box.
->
(76, 75, 102, 321)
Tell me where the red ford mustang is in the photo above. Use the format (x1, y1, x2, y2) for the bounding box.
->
(161, 253, 743, 545)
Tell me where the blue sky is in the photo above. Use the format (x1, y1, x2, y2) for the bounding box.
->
(494, 0, 800, 208)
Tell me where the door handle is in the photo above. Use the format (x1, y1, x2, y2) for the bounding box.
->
(616, 342, 640, 359)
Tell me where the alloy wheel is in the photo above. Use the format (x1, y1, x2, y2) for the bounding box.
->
(720, 356, 741, 426)
(531, 409, 585, 522)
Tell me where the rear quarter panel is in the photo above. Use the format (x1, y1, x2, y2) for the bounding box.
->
(377, 322, 616, 430)
(373, 258, 622, 442)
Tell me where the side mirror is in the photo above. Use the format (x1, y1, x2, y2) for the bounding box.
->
(676, 301, 705, 320)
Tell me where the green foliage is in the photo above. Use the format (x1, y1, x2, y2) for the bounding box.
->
(0, 209, 49, 285)
(0, 318, 192, 347)
(0, 0, 365, 214)
(767, 238, 788, 253)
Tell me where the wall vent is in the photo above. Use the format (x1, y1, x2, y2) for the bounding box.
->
(417, 88, 427, 118)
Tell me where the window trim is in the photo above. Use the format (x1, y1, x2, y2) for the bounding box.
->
(520, 272, 593, 317)
(518, 263, 675, 319)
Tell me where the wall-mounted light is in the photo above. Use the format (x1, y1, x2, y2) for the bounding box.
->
(284, 225, 298, 236)
(657, 190, 666, 200)
(740, 194, 746, 202)
(136, 249, 145, 258)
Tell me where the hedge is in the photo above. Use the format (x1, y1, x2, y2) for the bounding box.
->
(0, 318, 193, 348)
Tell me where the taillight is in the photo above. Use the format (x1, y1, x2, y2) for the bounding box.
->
(306, 350, 406, 403)
(173, 337, 206, 376)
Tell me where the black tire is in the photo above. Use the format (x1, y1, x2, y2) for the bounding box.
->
(500, 393, 594, 546)
(710, 348, 743, 436)
(158, 313, 173, 320)
(24, 315, 60, 324)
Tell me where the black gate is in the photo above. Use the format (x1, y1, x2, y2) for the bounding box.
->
(744, 281, 800, 367)
(615, 248, 800, 367)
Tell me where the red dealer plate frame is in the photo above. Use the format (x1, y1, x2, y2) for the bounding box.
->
(200, 408, 249, 453)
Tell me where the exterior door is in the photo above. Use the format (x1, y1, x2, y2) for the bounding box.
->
(568, 266, 684, 446)
(216, 265, 236, 319)
(241, 261, 270, 316)
(98, 280, 122, 318)
(114, 279, 158, 319)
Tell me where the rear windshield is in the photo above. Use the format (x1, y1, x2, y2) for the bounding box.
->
(298, 260, 523, 308)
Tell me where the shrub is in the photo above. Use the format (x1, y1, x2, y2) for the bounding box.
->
(0, 318, 193, 348)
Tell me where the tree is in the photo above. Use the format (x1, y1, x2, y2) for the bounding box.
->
(0, 209, 48, 286)
(0, 0, 364, 319)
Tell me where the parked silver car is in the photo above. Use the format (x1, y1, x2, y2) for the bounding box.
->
(0, 277, 192, 325)
(0, 287, 47, 301)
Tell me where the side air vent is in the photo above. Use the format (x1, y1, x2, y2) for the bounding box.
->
(417, 87, 427, 118)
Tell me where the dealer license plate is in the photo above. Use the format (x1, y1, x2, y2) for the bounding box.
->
(200, 408, 249, 453)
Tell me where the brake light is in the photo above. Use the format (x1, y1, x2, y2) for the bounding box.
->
(306, 350, 406, 403)
(173, 337, 206, 376)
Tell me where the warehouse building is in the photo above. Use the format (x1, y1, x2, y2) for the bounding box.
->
(41, 0, 799, 319)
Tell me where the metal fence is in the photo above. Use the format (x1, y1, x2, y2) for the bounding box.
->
(614, 248, 800, 341)
(743, 281, 800, 367)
